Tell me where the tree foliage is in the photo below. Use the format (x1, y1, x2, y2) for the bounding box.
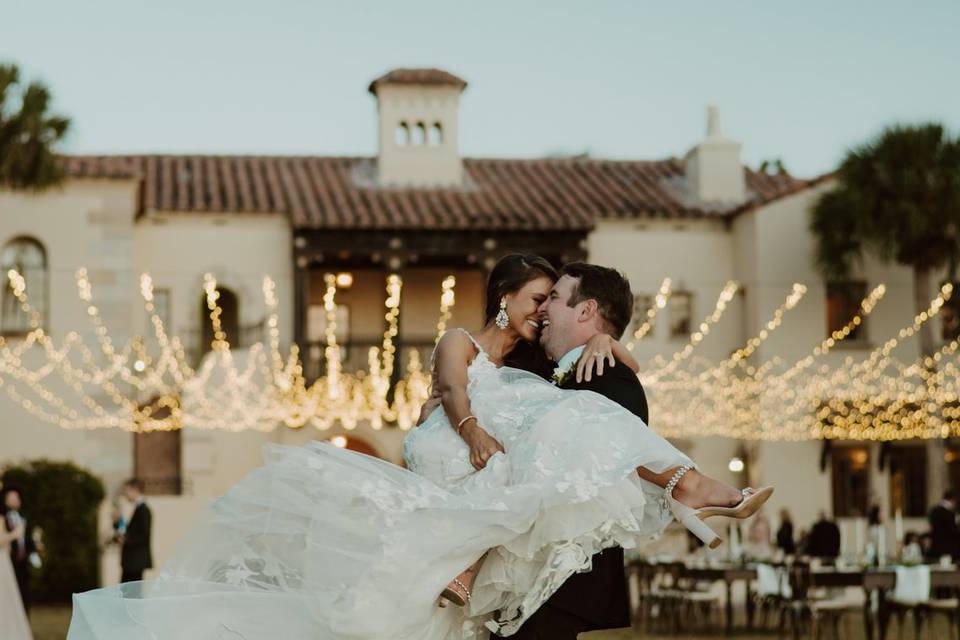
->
(2, 459, 105, 602)
(810, 123, 960, 280)
(0, 63, 71, 190)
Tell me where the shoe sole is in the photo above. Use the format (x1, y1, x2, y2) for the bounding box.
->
(697, 486, 774, 521)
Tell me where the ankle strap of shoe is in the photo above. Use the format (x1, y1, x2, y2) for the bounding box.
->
(663, 463, 694, 499)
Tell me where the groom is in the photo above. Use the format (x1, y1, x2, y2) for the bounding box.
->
(512, 261, 644, 639)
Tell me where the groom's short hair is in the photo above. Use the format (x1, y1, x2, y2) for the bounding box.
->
(561, 262, 633, 339)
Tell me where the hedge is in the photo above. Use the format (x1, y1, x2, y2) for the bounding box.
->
(2, 459, 105, 602)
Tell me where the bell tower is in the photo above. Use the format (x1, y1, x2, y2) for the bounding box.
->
(369, 68, 467, 187)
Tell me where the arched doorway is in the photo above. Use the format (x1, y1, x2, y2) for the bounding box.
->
(133, 396, 182, 495)
(200, 286, 239, 354)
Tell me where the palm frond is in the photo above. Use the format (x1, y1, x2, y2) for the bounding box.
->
(0, 63, 70, 191)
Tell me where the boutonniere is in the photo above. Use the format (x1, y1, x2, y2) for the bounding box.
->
(551, 363, 576, 387)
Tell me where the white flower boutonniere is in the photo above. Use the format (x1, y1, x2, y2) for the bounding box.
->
(551, 363, 576, 387)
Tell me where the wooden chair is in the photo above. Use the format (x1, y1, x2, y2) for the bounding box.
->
(887, 565, 960, 640)
(780, 561, 861, 640)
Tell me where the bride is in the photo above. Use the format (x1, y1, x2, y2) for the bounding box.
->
(69, 254, 770, 640)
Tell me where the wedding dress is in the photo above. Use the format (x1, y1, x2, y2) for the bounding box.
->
(0, 547, 32, 640)
(68, 330, 692, 639)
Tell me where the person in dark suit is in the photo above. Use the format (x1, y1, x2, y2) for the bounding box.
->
(119, 479, 153, 583)
(927, 489, 959, 561)
(502, 261, 760, 639)
(805, 511, 841, 559)
(776, 508, 796, 555)
(532, 266, 649, 637)
(2, 486, 36, 613)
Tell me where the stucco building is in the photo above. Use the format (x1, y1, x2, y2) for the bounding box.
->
(0, 68, 954, 579)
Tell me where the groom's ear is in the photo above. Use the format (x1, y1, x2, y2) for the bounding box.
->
(576, 298, 600, 323)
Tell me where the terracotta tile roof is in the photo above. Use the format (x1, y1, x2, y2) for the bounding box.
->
(62, 155, 810, 231)
(368, 68, 468, 94)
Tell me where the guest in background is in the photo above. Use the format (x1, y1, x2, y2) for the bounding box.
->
(927, 489, 959, 561)
(867, 503, 884, 559)
(119, 479, 152, 583)
(746, 510, 773, 559)
(2, 486, 35, 613)
(805, 510, 841, 559)
(776, 508, 796, 555)
(901, 532, 924, 564)
(867, 504, 881, 529)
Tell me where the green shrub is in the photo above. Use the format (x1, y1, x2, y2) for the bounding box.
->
(2, 459, 105, 602)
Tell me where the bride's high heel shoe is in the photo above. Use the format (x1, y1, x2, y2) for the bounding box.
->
(663, 464, 774, 550)
(438, 577, 471, 608)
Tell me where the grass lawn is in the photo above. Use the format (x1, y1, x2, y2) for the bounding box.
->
(30, 605, 73, 640)
(34, 603, 956, 639)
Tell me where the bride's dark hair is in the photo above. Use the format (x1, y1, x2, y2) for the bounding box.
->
(484, 253, 559, 378)
(483, 254, 558, 325)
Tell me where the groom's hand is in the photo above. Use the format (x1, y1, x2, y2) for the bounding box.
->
(460, 422, 505, 470)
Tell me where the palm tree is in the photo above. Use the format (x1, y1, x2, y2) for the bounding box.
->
(810, 123, 960, 359)
(0, 63, 71, 190)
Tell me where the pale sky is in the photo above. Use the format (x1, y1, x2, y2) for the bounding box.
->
(2, 0, 957, 177)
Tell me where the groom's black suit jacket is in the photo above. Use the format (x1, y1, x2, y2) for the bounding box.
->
(121, 502, 153, 576)
(514, 358, 648, 636)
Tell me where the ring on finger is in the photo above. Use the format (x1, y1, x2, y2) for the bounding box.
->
(593, 351, 603, 358)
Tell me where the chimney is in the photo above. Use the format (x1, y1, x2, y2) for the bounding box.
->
(684, 105, 746, 204)
(368, 68, 467, 188)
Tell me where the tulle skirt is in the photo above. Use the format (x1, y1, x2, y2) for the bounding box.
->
(0, 552, 32, 640)
(70, 365, 692, 639)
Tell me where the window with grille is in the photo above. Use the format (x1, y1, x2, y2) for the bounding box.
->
(0, 237, 47, 335)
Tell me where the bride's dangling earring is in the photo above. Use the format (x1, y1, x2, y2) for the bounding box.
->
(495, 298, 509, 330)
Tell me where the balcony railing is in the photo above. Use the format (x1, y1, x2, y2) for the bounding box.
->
(302, 339, 437, 383)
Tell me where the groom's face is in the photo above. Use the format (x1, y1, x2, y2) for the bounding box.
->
(537, 275, 582, 361)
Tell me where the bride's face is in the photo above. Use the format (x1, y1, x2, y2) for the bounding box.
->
(506, 276, 554, 342)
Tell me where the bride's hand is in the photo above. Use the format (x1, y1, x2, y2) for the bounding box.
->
(577, 334, 618, 383)
(416, 386, 443, 426)
(460, 422, 505, 470)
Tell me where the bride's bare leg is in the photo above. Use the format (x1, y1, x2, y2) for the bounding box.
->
(636, 466, 743, 509)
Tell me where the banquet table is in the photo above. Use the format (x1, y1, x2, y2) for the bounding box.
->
(634, 560, 960, 639)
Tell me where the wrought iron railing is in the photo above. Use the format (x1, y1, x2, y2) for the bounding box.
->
(301, 339, 436, 383)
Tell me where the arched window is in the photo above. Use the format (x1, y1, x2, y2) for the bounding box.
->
(428, 122, 443, 146)
(412, 122, 426, 146)
(1, 237, 47, 335)
(394, 121, 410, 147)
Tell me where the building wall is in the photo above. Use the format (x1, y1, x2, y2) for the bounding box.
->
(588, 217, 741, 364)
(1, 174, 952, 580)
(0, 179, 139, 492)
(590, 184, 950, 541)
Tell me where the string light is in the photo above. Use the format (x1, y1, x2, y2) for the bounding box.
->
(646, 281, 738, 380)
(2, 269, 959, 443)
(627, 278, 671, 350)
(435, 275, 456, 344)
